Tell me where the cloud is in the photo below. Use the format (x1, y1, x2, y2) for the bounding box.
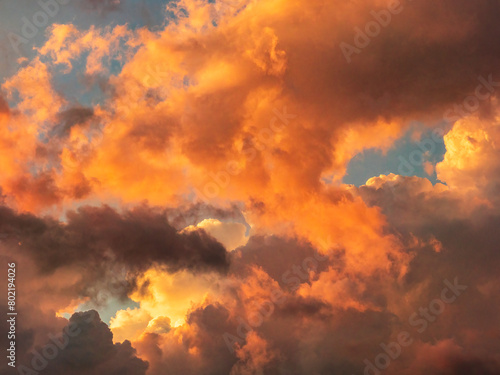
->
(50, 106, 95, 138)
(110, 308, 153, 343)
(0, 93, 9, 114)
(2, 203, 228, 273)
(0, 203, 229, 311)
(1, 0, 500, 374)
(437, 115, 500, 204)
(184, 218, 248, 251)
(230, 331, 278, 375)
(229, 235, 331, 287)
(38, 24, 130, 75)
(118, 267, 223, 331)
(83, 0, 122, 13)
(28, 310, 148, 375)
(3, 0, 500, 213)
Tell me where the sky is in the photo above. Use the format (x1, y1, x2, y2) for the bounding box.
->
(0, 0, 500, 374)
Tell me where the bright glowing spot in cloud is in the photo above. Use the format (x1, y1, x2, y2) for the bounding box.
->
(109, 267, 221, 342)
(184, 218, 249, 251)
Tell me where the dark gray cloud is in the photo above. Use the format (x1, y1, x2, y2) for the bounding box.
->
(0, 93, 9, 114)
(23, 310, 148, 375)
(0, 203, 230, 308)
(81, 0, 122, 14)
(353, 177, 500, 373)
(0, 203, 229, 275)
(229, 235, 332, 288)
(50, 107, 95, 138)
(308, 0, 500, 125)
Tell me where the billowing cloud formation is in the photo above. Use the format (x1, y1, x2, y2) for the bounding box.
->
(0, 203, 230, 322)
(0, 0, 498, 213)
(437, 117, 500, 204)
(20, 310, 148, 375)
(1, 0, 500, 374)
(0, 203, 229, 275)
